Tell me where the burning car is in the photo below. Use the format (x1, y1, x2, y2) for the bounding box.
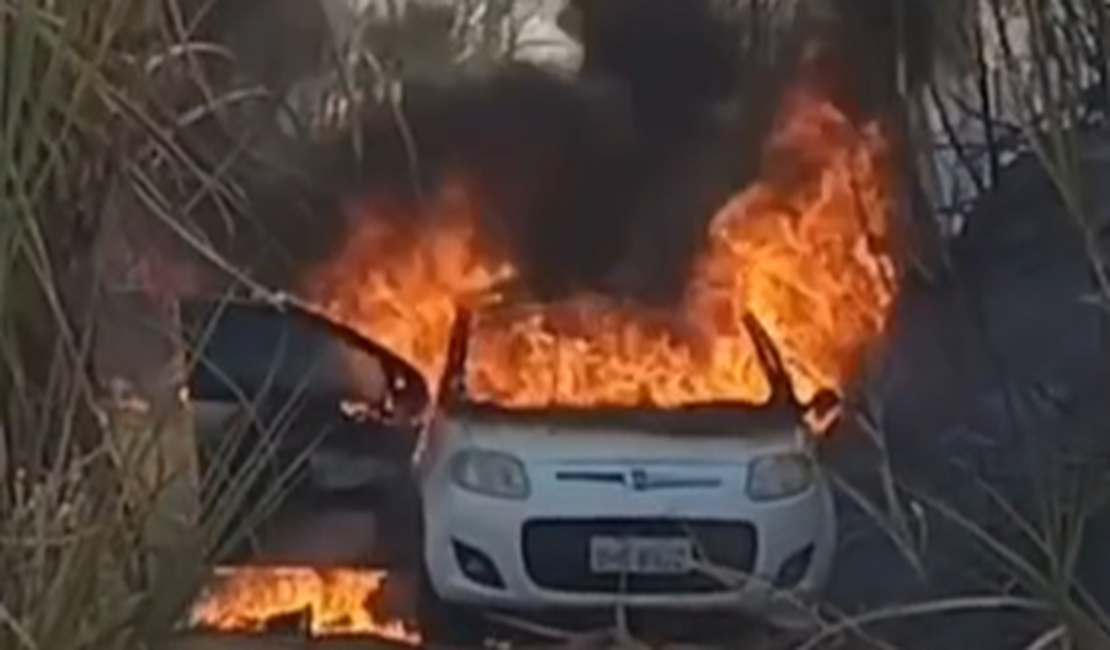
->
(412, 302, 838, 643)
(295, 45, 899, 644)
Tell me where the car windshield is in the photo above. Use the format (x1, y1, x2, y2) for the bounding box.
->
(180, 299, 415, 408)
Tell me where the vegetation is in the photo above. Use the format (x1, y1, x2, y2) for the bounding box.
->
(839, 1, 1110, 648)
(3, 0, 1110, 649)
(0, 1, 288, 648)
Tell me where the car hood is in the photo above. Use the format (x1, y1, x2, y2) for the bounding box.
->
(442, 416, 810, 466)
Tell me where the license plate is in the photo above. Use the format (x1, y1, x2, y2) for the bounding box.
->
(588, 536, 693, 575)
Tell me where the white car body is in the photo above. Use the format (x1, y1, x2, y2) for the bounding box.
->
(417, 409, 836, 631)
(414, 309, 838, 634)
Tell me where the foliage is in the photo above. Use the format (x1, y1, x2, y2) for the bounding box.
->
(835, 1, 1110, 648)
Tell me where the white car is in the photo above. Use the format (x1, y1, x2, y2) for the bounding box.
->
(414, 308, 838, 643)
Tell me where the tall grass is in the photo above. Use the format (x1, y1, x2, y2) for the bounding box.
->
(829, 1, 1110, 648)
(0, 1, 294, 648)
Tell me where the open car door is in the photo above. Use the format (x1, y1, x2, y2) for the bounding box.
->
(179, 297, 429, 566)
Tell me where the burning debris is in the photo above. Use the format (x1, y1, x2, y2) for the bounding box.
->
(190, 567, 418, 643)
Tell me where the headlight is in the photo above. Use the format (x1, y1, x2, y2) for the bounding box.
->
(449, 448, 530, 500)
(746, 453, 814, 502)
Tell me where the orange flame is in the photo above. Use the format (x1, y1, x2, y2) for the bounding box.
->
(190, 567, 417, 643)
(310, 82, 897, 417)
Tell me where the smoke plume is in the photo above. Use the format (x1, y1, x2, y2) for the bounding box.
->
(178, 0, 955, 303)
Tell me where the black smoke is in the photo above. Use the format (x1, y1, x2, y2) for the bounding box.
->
(285, 0, 766, 306)
(177, 0, 952, 303)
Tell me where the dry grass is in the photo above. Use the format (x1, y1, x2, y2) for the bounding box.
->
(0, 1, 305, 648)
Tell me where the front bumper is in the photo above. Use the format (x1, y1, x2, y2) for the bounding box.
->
(422, 479, 836, 628)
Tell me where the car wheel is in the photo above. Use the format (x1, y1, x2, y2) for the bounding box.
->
(416, 564, 488, 648)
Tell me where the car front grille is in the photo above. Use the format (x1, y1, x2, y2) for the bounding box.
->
(521, 518, 758, 594)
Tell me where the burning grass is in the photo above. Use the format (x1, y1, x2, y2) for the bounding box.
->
(190, 567, 418, 643)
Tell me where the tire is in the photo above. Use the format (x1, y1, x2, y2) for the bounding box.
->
(416, 563, 488, 648)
